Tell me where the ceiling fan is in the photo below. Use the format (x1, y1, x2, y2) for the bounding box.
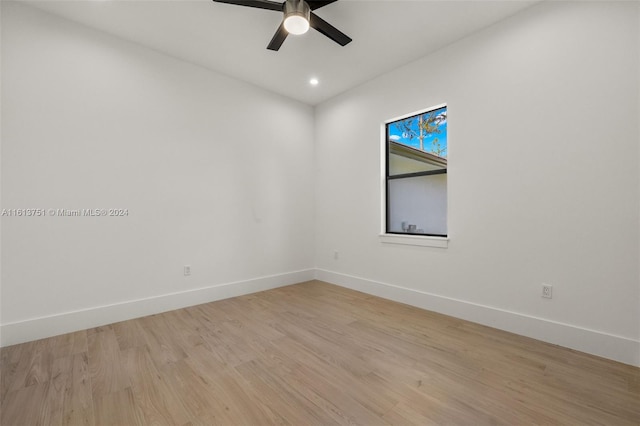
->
(212, 0, 352, 51)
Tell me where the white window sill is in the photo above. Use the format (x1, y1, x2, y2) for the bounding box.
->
(379, 234, 449, 248)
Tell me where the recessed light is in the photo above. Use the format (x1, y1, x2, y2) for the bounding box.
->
(310, 78, 319, 86)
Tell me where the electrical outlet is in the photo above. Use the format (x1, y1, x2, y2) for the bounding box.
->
(184, 265, 191, 276)
(542, 284, 552, 299)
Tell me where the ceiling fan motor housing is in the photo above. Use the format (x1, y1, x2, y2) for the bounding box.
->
(284, 0, 311, 34)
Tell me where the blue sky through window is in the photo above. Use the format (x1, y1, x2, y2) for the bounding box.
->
(388, 106, 447, 158)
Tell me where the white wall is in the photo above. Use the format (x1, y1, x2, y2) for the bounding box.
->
(0, 2, 315, 345)
(638, 2, 640, 363)
(315, 1, 640, 366)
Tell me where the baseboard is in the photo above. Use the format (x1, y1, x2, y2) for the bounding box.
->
(0, 269, 315, 347)
(315, 269, 640, 367)
(4, 267, 638, 367)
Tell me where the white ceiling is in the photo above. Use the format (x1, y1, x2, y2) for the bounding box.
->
(26, 0, 538, 105)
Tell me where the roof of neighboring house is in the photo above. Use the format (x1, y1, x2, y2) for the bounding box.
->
(390, 141, 447, 168)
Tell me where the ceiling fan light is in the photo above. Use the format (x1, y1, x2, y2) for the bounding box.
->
(283, 0, 311, 35)
(284, 15, 309, 35)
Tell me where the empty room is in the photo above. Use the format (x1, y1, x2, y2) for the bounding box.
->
(1, 0, 639, 424)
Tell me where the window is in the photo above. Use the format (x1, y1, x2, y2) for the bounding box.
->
(385, 105, 447, 238)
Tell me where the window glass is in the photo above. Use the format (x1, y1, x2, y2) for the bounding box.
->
(386, 105, 447, 237)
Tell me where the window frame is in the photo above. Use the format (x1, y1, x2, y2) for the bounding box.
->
(380, 103, 449, 248)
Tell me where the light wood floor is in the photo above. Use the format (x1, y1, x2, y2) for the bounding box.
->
(1, 280, 639, 425)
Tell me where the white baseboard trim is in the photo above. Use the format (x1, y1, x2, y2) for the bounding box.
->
(3, 267, 638, 367)
(315, 269, 640, 367)
(0, 269, 315, 347)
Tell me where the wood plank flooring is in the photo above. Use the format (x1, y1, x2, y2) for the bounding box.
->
(1, 280, 639, 425)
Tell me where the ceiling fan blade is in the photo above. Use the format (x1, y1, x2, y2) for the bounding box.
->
(212, 0, 283, 12)
(267, 22, 288, 51)
(309, 11, 352, 46)
(307, 1, 338, 10)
